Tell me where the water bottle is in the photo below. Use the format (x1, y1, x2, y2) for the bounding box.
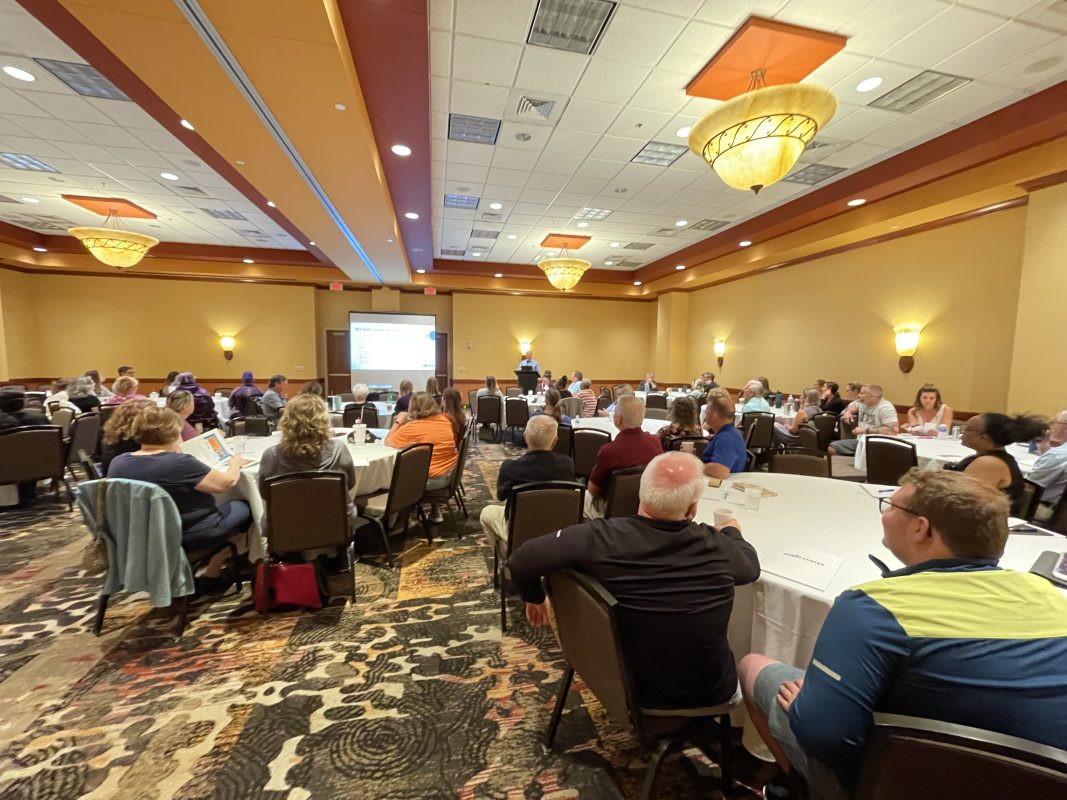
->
(937, 424, 948, 440)
(786, 394, 794, 412)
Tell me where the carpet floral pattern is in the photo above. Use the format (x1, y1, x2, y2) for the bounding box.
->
(0, 439, 764, 799)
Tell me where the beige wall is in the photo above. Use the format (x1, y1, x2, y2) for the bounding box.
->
(452, 292, 654, 381)
(0, 269, 38, 379)
(1008, 183, 1067, 415)
(686, 208, 1027, 411)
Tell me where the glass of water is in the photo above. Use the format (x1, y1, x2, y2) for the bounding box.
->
(745, 484, 762, 511)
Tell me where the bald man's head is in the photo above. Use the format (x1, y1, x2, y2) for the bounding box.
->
(638, 451, 705, 519)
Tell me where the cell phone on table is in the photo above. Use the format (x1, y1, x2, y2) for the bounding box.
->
(1054, 553, 1067, 583)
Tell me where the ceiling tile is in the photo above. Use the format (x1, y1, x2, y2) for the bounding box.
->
(430, 75, 450, 112)
(482, 183, 524, 201)
(842, 0, 953, 58)
(557, 97, 622, 134)
(957, 0, 1046, 17)
(605, 107, 674, 141)
(454, 0, 533, 42)
(430, 29, 452, 77)
(574, 158, 624, 179)
(534, 151, 583, 175)
(491, 147, 540, 170)
(564, 175, 609, 195)
(657, 21, 735, 75)
(694, 0, 790, 26)
(447, 139, 495, 166)
(981, 36, 1067, 89)
(824, 141, 893, 169)
(627, 69, 692, 113)
(497, 121, 550, 150)
(0, 85, 51, 118)
(514, 44, 590, 95)
(26, 92, 114, 124)
(524, 172, 568, 191)
(445, 162, 489, 183)
(864, 115, 946, 149)
(487, 166, 532, 186)
(596, 5, 687, 67)
(544, 128, 602, 157)
(589, 135, 642, 161)
(937, 20, 1061, 79)
(881, 5, 1005, 67)
(451, 34, 522, 86)
(821, 106, 899, 141)
(573, 59, 650, 105)
(6, 115, 89, 144)
(802, 52, 873, 89)
(518, 187, 560, 204)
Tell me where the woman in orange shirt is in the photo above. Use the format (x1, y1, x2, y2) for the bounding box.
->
(385, 392, 458, 523)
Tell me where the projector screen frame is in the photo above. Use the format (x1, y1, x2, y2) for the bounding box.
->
(347, 310, 439, 391)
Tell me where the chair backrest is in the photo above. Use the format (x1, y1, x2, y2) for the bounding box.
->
(506, 386, 522, 397)
(50, 407, 75, 435)
(467, 389, 477, 412)
(855, 713, 1067, 800)
(505, 481, 585, 553)
(0, 426, 66, 483)
(596, 394, 612, 413)
(741, 412, 775, 450)
(1045, 489, 1067, 535)
(251, 396, 265, 416)
(795, 425, 819, 451)
(558, 396, 582, 419)
(343, 404, 380, 428)
(644, 392, 668, 410)
(263, 471, 351, 552)
(476, 394, 502, 424)
(771, 447, 831, 478)
(572, 428, 612, 479)
(811, 412, 838, 450)
(67, 412, 101, 465)
(554, 423, 573, 457)
(77, 448, 102, 479)
(378, 391, 400, 402)
(24, 391, 46, 410)
(667, 436, 706, 455)
(546, 570, 637, 738)
(1019, 478, 1042, 522)
(448, 434, 470, 494)
(383, 443, 433, 523)
(604, 465, 645, 518)
(505, 397, 530, 427)
(338, 392, 355, 402)
(745, 449, 757, 472)
(244, 415, 271, 436)
(644, 407, 668, 420)
(98, 404, 118, 427)
(865, 435, 918, 485)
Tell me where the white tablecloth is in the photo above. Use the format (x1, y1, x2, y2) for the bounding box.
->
(570, 416, 679, 438)
(853, 435, 1038, 473)
(213, 430, 397, 560)
(634, 390, 691, 407)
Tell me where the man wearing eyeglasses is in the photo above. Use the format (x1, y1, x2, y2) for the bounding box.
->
(737, 468, 1067, 800)
(1029, 409, 1067, 521)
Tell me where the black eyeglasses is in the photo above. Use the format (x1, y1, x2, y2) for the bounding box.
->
(878, 497, 922, 516)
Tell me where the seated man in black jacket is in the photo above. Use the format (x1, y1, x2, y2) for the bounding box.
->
(509, 451, 760, 709)
(0, 388, 51, 508)
(479, 414, 576, 550)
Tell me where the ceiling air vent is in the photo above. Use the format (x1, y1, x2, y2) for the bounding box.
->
(440, 248, 465, 257)
(612, 259, 643, 268)
(518, 96, 554, 121)
(648, 227, 682, 237)
(480, 211, 503, 221)
(782, 163, 847, 186)
(528, 0, 617, 55)
(688, 219, 730, 232)
(448, 113, 501, 145)
(202, 208, 248, 220)
(34, 58, 130, 101)
(469, 229, 500, 239)
(174, 185, 209, 196)
(623, 241, 654, 250)
(0, 194, 18, 203)
(869, 70, 971, 114)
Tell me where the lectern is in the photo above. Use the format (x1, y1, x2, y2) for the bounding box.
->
(515, 369, 539, 395)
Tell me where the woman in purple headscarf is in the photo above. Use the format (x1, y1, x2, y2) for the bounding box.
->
(228, 370, 264, 418)
(176, 372, 217, 427)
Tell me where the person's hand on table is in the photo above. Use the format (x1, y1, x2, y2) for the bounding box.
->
(777, 677, 804, 712)
(719, 518, 741, 531)
(525, 601, 552, 628)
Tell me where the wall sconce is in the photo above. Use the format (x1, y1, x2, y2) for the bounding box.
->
(518, 339, 531, 354)
(219, 335, 235, 361)
(894, 326, 921, 373)
(713, 339, 727, 368)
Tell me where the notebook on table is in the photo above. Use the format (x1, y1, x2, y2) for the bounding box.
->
(182, 430, 259, 470)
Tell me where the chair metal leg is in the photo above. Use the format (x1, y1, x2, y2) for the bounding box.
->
(92, 593, 109, 636)
(499, 575, 508, 632)
(348, 541, 358, 602)
(174, 594, 190, 636)
(492, 547, 499, 589)
(641, 738, 679, 800)
(717, 713, 733, 793)
(545, 666, 574, 748)
(447, 501, 460, 539)
(372, 517, 394, 566)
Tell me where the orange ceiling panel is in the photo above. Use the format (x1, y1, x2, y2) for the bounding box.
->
(61, 195, 157, 219)
(686, 17, 847, 102)
(540, 234, 591, 249)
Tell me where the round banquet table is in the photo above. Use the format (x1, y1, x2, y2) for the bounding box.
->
(328, 401, 395, 429)
(852, 435, 1038, 474)
(571, 416, 693, 438)
(212, 428, 396, 561)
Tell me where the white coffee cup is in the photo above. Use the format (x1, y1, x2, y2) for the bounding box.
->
(745, 485, 763, 511)
(713, 507, 734, 528)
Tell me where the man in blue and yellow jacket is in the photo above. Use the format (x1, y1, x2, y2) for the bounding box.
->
(740, 468, 1067, 799)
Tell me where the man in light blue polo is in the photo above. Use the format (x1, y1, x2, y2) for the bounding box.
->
(517, 350, 540, 373)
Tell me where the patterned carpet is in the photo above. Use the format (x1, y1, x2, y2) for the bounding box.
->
(0, 439, 767, 799)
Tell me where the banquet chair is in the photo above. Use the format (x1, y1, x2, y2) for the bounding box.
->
(558, 397, 582, 419)
(476, 395, 503, 442)
(554, 423, 573, 457)
(98, 404, 118, 428)
(573, 428, 611, 480)
(545, 570, 739, 799)
(343, 404, 380, 428)
(1044, 490, 1067, 535)
(50, 407, 74, 436)
(667, 436, 706, 455)
(421, 436, 470, 537)
(742, 412, 775, 467)
(505, 397, 530, 444)
(795, 426, 820, 451)
(495, 481, 584, 631)
(0, 425, 72, 509)
(596, 393, 612, 414)
(227, 415, 271, 437)
(506, 386, 522, 397)
(604, 465, 645, 518)
(771, 448, 831, 478)
(644, 408, 668, 420)
(645, 392, 668, 410)
(77, 449, 102, 480)
(24, 391, 46, 410)
(65, 412, 102, 480)
(262, 470, 356, 603)
(559, 389, 573, 399)
(466, 389, 478, 415)
(1018, 478, 1042, 522)
(4, 384, 25, 392)
(744, 450, 757, 472)
(865, 436, 918, 486)
(338, 392, 355, 403)
(356, 443, 433, 565)
(854, 713, 1067, 800)
(369, 390, 398, 403)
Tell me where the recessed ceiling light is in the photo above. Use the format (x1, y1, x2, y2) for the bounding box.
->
(506, 234, 517, 240)
(675, 264, 685, 270)
(334, 103, 346, 111)
(0, 153, 58, 172)
(633, 281, 642, 286)
(856, 76, 883, 93)
(235, 159, 246, 165)
(386, 237, 394, 243)
(489, 202, 503, 210)
(511, 292, 521, 296)
(471, 252, 483, 257)
(243, 258, 254, 264)
(391, 144, 412, 156)
(494, 272, 503, 278)
(266, 200, 276, 208)
(180, 119, 194, 130)
(160, 172, 178, 180)
(576, 221, 589, 228)
(739, 240, 752, 247)
(609, 241, 620, 247)
(675, 220, 688, 227)
(604, 261, 614, 266)
(404, 212, 419, 220)
(575, 207, 613, 220)
(308, 241, 315, 246)
(847, 198, 867, 207)
(3, 66, 35, 82)
(416, 269, 426, 273)
(33, 246, 47, 252)
(676, 126, 692, 138)
(21, 196, 39, 203)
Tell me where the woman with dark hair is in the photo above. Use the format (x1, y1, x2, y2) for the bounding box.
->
(656, 395, 703, 447)
(906, 383, 954, 435)
(537, 370, 554, 393)
(175, 372, 217, 428)
(555, 375, 571, 398)
(161, 371, 180, 397)
(84, 370, 113, 398)
(394, 379, 415, 413)
(228, 371, 263, 417)
(950, 413, 1048, 515)
(440, 387, 467, 446)
(299, 380, 324, 398)
(425, 376, 440, 397)
(820, 381, 846, 415)
(475, 375, 505, 440)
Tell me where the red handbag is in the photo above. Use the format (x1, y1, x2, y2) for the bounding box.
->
(252, 560, 328, 612)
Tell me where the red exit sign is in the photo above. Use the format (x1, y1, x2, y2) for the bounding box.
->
(424, 287, 437, 296)
(329, 282, 342, 291)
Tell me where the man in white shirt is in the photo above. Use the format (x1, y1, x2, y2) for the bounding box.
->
(1030, 409, 1067, 520)
(517, 351, 540, 373)
(827, 384, 900, 457)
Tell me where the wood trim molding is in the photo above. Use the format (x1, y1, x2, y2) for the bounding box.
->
(1018, 169, 1067, 193)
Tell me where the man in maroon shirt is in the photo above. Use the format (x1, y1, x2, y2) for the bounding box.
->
(585, 394, 663, 518)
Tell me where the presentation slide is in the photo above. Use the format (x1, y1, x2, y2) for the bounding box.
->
(348, 312, 437, 390)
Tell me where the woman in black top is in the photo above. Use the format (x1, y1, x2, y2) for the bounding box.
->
(67, 376, 101, 414)
(949, 413, 1046, 515)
